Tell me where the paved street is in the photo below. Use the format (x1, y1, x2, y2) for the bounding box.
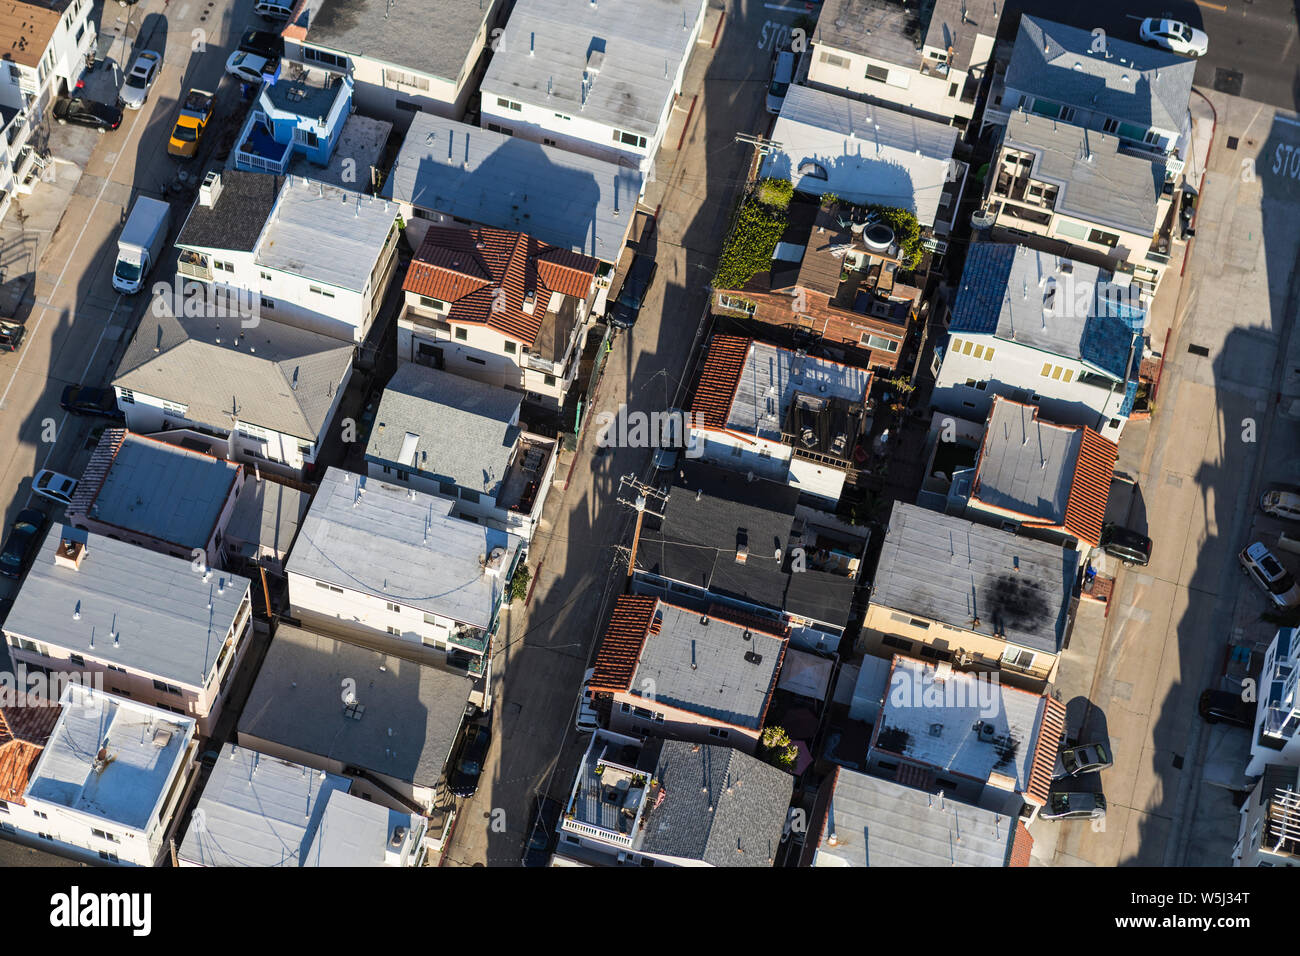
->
(1029, 90, 1300, 865)
(1002, 0, 1300, 113)
(0, 0, 265, 627)
(438, 0, 801, 866)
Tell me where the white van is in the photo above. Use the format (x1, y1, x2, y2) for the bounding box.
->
(575, 667, 599, 733)
(1261, 490, 1300, 522)
(254, 0, 293, 21)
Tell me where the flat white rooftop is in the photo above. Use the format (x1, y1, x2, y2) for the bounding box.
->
(26, 684, 194, 831)
(255, 177, 397, 293)
(483, 0, 706, 136)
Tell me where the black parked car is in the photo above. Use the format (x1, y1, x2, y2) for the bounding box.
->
(53, 96, 122, 132)
(1100, 523, 1152, 567)
(60, 385, 125, 421)
(0, 320, 25, 352)
(521, 795, 564, 866)
(447, 719, 491, 798)
(1199, 689, 1257, 729)
(608, 254, 658, 329)
(0, 509, 47, 579)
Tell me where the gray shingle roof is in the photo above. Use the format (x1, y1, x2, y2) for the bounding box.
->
(176, 170, 284, 252)
(114, 306, 353, 441)
(813, 0, 1001, 73)
(1007, 16, 1195, 135)
(224, 478, 310, 561)
(1003, 111, 1165, 235)
(639, 740, 792, 866)
(286, 467, 521, 629)
(871, 502, 1078, 654)
(3, 527, 251, 688)
(812, 766, 1017, 866)
(178, 743, 352, 867)
(364, 364, 520, 497)
(238, 625, 473, 789)
(305, 0, 494, 84)
(383, 112, 641, 262)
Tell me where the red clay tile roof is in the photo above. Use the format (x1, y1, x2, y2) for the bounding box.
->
(403, 226, 598, 346)
(1009, 821, 1034, 867)
(589, 595, 658, 693)
(1063, 428, 1118, 547)
(1025, 695, 1067, 807)
(690, 335, 751, 429)
(0, 702, 61, 807)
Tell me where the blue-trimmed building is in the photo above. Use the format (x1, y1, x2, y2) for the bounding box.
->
(932, 242, 1146, 440)
(234, 67, 354, 176)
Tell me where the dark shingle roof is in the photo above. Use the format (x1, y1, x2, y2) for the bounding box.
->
(949, 243, 1017, 335)
(639, 740, 792, 866)
(176, 171, 285, 252)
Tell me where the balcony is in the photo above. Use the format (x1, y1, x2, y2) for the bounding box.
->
(562, 733, 653, 849)
(447, 624, 488, 655)
(178, 250, 213, 281)
(498, 434, 556, 517)
(234, 110, 292, 175)
(523, 353, 556, 375)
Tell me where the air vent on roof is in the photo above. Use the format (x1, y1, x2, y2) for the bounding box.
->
(390, 826, 407, 848)
(929, 722, 944, 737)
(744, 651, 763, 665)
(152, 727, 173, 749)
(55, 538, 87, 570)
(200, 170, 222, 208)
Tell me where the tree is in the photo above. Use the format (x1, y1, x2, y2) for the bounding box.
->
(760, 726, 798, 770)
(508, 562, 531, 604)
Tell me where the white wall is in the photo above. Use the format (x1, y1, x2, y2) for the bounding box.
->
(807, 41, 979, 124)
(692, 427, 848, 501)
(932, 331, 1130, 440)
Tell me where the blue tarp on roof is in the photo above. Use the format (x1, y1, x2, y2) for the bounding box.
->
(949, 243, 1017, 334)
(1081, 295, 1146, 380)
(1119, 378, 1140, 416)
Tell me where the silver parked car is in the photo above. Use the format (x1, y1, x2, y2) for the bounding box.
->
(1058, 742, 1113, 777)
(1041, 791, 1106, 821)
(119, 50, 161, 110)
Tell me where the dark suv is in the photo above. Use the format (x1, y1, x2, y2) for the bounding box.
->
(609, 254, 658, 329)
(1198, 689, 1256, 729)
(1100, 523, 1152, 566)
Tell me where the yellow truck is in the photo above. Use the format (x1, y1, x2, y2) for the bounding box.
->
(167, 89, 214, 158)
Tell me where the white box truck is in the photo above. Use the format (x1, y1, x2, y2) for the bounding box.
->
(113, 195, 171, 295)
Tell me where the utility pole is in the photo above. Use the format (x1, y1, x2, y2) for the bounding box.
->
(616, 475, 668, 580)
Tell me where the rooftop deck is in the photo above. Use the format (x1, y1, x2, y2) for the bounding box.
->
(498, 435, 555, 516)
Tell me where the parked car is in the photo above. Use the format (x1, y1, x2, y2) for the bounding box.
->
(1198, 689, 1257, 729)
(1099, 523, 1152, 567)
(575, 667, 599, 733)
(521, 795, 564, 866)
(1239, 541, 1300, 608)
(254, 0, 294, 20)
(448, 719, 491, 798)
(609, 254, 658, 329)
(1058, 742, 1113, 777)
(53, 96, 122, 132)
(118, 51, 161, 110)
(766, 49, 796, 113)
(1260, 490, 1300, 522)
(59, 385, 125, 421)
(0, 509, 47, 579)
(1041, 790, 1107, 821)
(167, 89, 214, 158)
(238, 28, 284, 62)
(1139, 18, 1208, 57)
(32, 470, 78, 507)
(0, 320, 25, 352)
(226, 51, 272, 84)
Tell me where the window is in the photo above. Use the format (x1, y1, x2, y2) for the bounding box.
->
(620, 702, 631, 714)
(864, 333, 900, 352)
(214, 260, 234, 273)
(396, 469, 409, 481)
(1062, 369, 1073, 383)
(302, 46, 347, 69)
(315, 581, 344, 594)
(707, 727, 730, 740)
(1059, 106, 1076, 122)
(386, 602, 401, 613)
(91, 829, 120, 843)
(486, 123, 513, 136)
(387, 69, 430, 91)
(1101, 117, 1119, 134)
(461, 489, 480, 504)
(75, 22, 84, 42)
(32, 810, 47, 820)
(1041, 362, 1053, 377)
(381, 465, 392, 475)
(118, 388, 134, 405)
(717, 294, 757, 315)
(386, 626, 401, 636)
(298, 442, 313, 458)
(161, 400, 187, 419)
(1108, 418, 1121, 429)
(439, 481, 456, 496)
(984, 347, 995, 361)
(949, 81, 959, 97)
(496, 97, 522, 111)
(554, 112, 571, 121)
(38, 832, 54, 841)
(309, 285, 335, 298)
(0, 801, 7, 814)
(260, 271, 272, 281)
(542, 137, 557, 146)
(292, 128, 319, 149)
(611, 129, 647, 149)
(972, 344, 984, 359)
(107, 665, 127, 674)
(950, 337, 963, 353)
(865, 64, 890, 83)
(959, 340, 972, 355)
(544, 374, 557, 386)
(420, 296, 445, 310)
(69, 654, 84, 666)
(1143, 129, 1161, 146)
(504, 341, 517, 355)
(260, 296, 274, 310)
(1051, 366, 1062, 380)
(819, 51, 849, 69)
(153, 679, 168, 692)
(455, 327, 468, 341)
(1001, 647, 1036, 670)
(467, 356, 487, 365)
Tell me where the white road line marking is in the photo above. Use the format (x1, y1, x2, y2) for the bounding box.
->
(0, 108, 141, 414)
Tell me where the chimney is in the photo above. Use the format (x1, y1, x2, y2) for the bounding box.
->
(522, 290, 537, 315)
(200, 170, 223, 208)
(55, 538, 87, 570)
